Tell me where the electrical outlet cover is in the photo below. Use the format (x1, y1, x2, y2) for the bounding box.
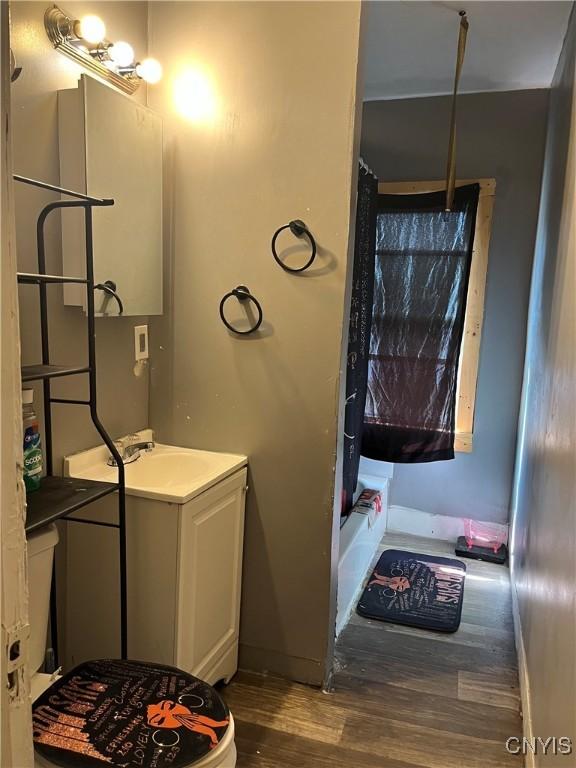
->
(134, 325, 149, 361)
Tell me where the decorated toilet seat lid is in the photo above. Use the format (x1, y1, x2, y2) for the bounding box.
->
(32, 659, 230, 768)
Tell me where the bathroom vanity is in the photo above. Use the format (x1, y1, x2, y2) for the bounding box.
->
(63, 432, 247, 686)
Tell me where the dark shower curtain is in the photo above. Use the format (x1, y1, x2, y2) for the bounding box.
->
(342, 166, 378, 516)
(362, 183, 480, 463)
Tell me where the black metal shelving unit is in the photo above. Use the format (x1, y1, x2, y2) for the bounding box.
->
(15, 173, 128, 661)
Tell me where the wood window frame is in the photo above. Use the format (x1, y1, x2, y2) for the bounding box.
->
(376, 178, 496, 453)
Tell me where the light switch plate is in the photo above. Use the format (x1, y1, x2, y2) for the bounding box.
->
(134, 325, 149, 361)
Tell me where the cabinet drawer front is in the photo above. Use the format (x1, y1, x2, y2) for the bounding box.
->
(176, 469, 247, 677)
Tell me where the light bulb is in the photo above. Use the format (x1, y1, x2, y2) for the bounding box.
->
(108, 41, 135, 68)
(76, 15, 106, 44)
(136, 58, 163, 84)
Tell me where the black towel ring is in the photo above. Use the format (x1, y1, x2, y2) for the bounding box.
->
(95, 279, 124, 315)
(219, 285, 263, 335)
(271, 219, 317, 273)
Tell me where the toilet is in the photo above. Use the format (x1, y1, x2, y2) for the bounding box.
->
(28, 525, 237, 768)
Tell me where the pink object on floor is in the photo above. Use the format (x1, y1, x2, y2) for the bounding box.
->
(464, 519, 507, 553)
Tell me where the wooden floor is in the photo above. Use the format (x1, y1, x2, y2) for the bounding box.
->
(223, 533, 523, 768)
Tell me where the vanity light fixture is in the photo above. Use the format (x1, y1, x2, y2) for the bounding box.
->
(44, 5, 162, 94)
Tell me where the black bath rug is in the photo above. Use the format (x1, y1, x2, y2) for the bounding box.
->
(357, 549, 466, 632)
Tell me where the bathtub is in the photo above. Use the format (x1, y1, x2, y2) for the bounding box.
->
(336, 459, 394, 636)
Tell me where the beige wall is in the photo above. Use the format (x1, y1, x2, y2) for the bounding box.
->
(147, 1, 362, 684)
(510, 7, 575, 764)
(10, 1, 150, 473)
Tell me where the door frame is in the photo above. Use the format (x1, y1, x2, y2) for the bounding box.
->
(1, 3, 33, 765)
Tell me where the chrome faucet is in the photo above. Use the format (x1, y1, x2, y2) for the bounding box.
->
(107, 439, 155, 466)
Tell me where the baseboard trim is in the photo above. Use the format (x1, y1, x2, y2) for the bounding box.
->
(387, 505, 509, 543)
(511, 580, 535, 768)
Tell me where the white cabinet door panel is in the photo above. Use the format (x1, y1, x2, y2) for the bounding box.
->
(176, 470, 246, 678)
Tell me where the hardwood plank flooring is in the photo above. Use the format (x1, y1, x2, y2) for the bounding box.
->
(222, 533, 523, 767)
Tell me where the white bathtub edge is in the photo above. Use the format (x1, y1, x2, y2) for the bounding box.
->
(336, 478, 389, 637)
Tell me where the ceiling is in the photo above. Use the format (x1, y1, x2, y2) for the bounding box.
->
(363, 1, 573, 101)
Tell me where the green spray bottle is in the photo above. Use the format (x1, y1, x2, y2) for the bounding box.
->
(22, 388, 43, 492)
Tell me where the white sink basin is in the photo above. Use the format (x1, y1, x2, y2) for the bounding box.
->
(64, 430, 247, 504)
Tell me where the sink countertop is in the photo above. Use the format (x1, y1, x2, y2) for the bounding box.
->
(64, 429, 247, 504)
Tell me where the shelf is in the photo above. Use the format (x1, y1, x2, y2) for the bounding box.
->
(18, 272, 88, 285)
(15, 171, 127, 658)
(13, 173, 113, 205)
(25, 476, 119, 534)
(21, 365, 91, 382)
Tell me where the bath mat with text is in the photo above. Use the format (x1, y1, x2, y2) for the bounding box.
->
(357, 549, 466, 632)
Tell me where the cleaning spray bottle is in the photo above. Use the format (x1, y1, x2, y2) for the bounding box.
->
(22, 388, 43, 492)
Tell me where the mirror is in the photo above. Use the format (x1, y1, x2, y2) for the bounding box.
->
(58, 75, 163, 316)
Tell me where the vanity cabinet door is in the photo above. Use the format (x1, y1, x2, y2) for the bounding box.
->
(175, 469, 247, 682)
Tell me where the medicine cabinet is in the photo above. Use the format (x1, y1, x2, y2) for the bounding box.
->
(58, 75, 163, 316)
